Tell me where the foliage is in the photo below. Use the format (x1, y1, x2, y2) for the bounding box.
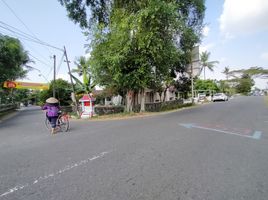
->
(222, 66, 230, 80)
(217, 80, 230, 94)
(200, 51, 219, 80)
(230, 67, 268, 79)
(0, 35, 31, 86)
(59, 0, 205, 31)
(195, 79, 219, 92)
(59, 0, 205, 111)
(38, 79, 72, 106)
(235, 74, 254, 95)
(94, 105, 124, 115)
(71, 56, 96, 94)
(174, 75, 191, 99)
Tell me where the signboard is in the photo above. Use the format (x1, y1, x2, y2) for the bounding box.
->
(3, 81, 49, 90)
(191, 46, 200, 62)
(186, 46, 201, 77)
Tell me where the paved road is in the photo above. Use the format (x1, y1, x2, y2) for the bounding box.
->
(0, 96, 268, 200)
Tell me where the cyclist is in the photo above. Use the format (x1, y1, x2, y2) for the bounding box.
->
(42, 97, 60, 134)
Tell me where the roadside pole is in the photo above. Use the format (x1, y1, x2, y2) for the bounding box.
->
(63, 46, 80, 117)
(190, 46, 200, 104)
(53, 55, 56, 98)
(191, 62, 194, 103)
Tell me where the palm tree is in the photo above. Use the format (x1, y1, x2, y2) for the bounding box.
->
(222, 66, 230, 81)
(200, 51, 219, 80)
(71, 56, 96, 94)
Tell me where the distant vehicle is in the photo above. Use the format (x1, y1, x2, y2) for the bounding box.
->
(212, 93, 228, 102)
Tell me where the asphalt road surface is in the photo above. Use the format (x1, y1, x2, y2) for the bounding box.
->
(0, 96, 268, 200)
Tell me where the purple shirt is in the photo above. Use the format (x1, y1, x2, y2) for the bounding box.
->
(42, 104, 60, 117)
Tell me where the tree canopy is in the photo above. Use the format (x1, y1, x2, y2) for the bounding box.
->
(59, 0, 205, 111)
(229, 67, 268, 79)
(39, 79, 73, 106)
(195, 79, 219, 92)
(0, 35, 31, 86)
(235, 74, 254, 95)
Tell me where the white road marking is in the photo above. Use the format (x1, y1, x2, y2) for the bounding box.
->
(180, 123, 262, 140)
(0, 151, 110, 198)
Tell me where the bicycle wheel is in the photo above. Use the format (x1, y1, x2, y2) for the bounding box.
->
(57, 115, 69, 132)
(45, 117, 52, 131)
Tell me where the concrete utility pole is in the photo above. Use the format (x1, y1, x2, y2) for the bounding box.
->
(191, 62, 194, 103)
(53, 55, 56, 98)
(63, 46, 80, 117)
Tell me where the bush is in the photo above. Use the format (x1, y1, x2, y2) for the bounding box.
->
(145, 99, 189, 112)
(94, 105, 124, 115)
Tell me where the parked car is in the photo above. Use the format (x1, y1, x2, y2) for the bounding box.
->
(212, 93, 228, 102)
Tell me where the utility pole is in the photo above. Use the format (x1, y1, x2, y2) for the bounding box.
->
(191, 62, 194, 103)
(190, 46, 200, 103)
(53, 55, 56, 98)
(63, 46, 80, 117)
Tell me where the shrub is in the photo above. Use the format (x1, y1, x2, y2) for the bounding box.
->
(94, 105, 124, 115)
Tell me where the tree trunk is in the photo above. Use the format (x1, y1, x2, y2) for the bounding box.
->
(140, 89, 145, 112)
(163, 87, 168, 102)
(204, 67, 206, 80)
(126, 90, 133, 112)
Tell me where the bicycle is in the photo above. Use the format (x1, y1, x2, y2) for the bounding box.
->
(45, 111, 70, 133)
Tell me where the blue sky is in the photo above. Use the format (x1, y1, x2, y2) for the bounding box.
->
(0, 0, 268, 89)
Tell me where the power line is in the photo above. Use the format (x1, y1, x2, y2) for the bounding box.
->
(0, 22, 52, 63)
(56, 53, 65, 75)
(0, 23, 63, 51)
(28, 53, 52, 68)
(1, 0, 54, 54)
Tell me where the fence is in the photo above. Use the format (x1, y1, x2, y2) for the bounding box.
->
(0, 104, 18, 114)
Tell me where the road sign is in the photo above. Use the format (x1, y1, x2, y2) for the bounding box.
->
(3, 81, 49, 90)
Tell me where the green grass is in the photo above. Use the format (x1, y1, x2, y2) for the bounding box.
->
(91, 112, 153, 120)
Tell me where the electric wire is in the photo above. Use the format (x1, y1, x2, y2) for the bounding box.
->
(56, 53, 65, 75)
(0, 23, 63, 51)
(28, 53, 52, 69)
(1, 0, 54, 54)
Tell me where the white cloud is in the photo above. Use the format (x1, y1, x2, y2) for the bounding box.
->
(219, 0, 268, 38)
(260, 52, 268, 60)
(199, 43, 215, 53)
(202, 25, 210, 37)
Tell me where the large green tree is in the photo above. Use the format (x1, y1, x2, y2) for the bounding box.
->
(235, 74, 254, 95)
(0, 35, 31, 85)
(195, 79, 219, 92)
(59, 0, 205, 112)
(39, 79, 72, 106)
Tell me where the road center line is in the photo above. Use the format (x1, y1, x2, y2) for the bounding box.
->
(0, 151, 110, 198)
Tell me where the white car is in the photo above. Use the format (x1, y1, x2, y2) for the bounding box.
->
(212, 93, 228, 102)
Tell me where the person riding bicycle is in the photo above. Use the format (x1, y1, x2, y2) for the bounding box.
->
(42, 97, 60, 134)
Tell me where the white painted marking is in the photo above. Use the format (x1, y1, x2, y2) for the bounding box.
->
(0, 151, 110, 198)
(179, 123, 262, 140)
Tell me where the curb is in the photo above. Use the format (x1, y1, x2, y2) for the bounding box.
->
(0, 110, 20, 124)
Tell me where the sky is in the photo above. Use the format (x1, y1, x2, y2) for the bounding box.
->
(0, 0, 268, 89)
